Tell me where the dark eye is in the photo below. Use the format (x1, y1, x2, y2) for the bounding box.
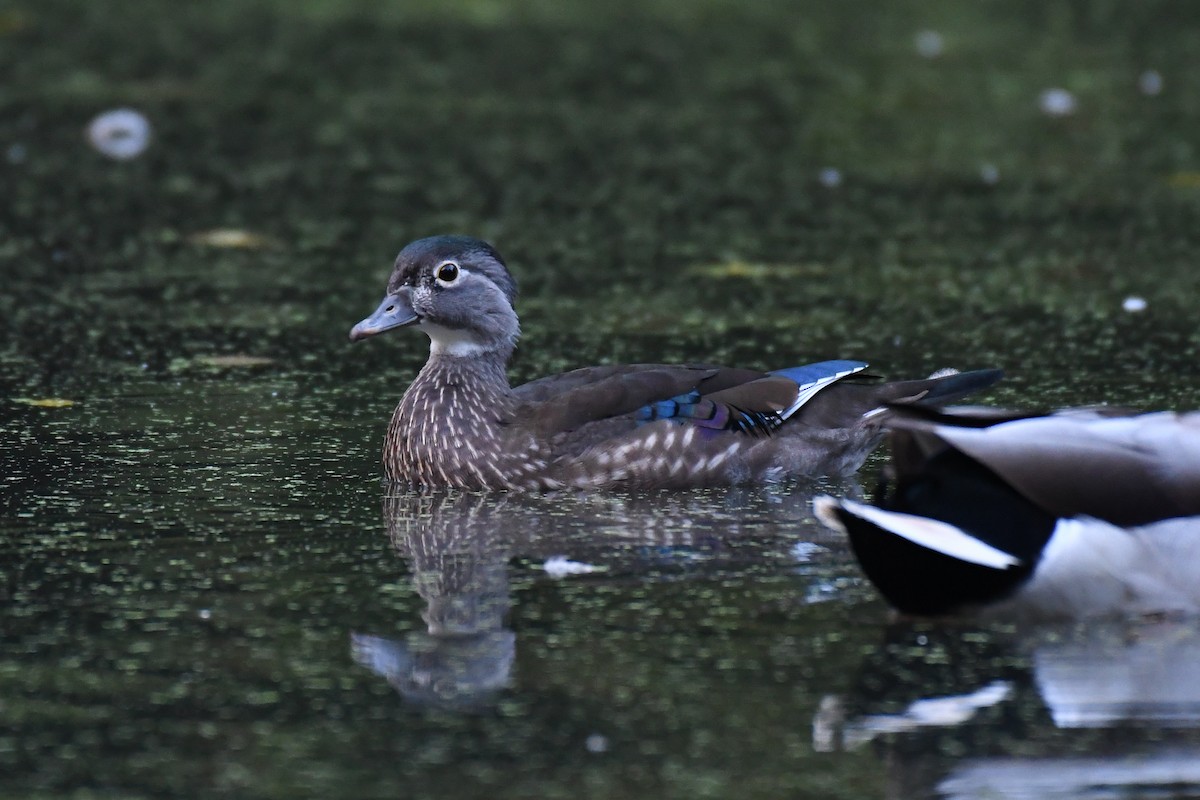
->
(436, 262, 459, 283)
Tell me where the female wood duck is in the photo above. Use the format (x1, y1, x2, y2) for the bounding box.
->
(815, 406, 1200, 619)
(349, 235, 1001, 490)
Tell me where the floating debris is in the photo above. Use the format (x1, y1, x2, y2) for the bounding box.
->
(6, 143, 26, 164)
(1038, 88, 1078, 117)
(1167, 172, 1200, 189)
(585, 734, 609, 753)
(86, 108, 152, 160)
(1122, 295, 1148, 313)
(833, 681, 1014, 748)
(188, 228, 274, 249)
(0, 10, 30, 34)
(1138, 70, 1164, 96)
(12, 397, 77, 408)
(191, 354, 276, 368)
(818, 167, 843, 188)
(914, 30, 944, 58)
(543, 556, 603, 578)
(696, 260, 774, 279)
(791, 541, 828, 562)
(979, 163, 1000, 185)
(691, 260, 826, 279)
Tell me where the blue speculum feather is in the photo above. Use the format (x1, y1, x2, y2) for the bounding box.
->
(635, 390, 703, 422)
(770, 359, 867, 387)
(633, 385, 791, 437)
(636, 398, 782, 437)
(633, 361, 866, 435)
(632, 360, 869, 435)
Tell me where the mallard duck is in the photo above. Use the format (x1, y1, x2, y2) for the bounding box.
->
(816, 406, 1200, 619)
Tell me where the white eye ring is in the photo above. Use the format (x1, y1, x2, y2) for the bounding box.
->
(435, 261, 460, 286)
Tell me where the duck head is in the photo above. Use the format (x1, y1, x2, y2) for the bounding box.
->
(350, 235, 520, 357)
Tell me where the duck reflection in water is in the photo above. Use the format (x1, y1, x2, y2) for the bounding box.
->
(814, 620, 1200, 799)
(351, 491, 523, 710)
(351, 484, 851, 709)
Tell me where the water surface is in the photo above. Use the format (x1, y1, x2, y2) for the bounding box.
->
(4, 1, 1200, 797)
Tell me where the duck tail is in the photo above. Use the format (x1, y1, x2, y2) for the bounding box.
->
(896, 368, 1005, 406)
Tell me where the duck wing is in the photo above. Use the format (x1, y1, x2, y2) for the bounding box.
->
(513, 361, 868, 439)
(512, 364, 757, 437)
(890, 408, 1200, 527)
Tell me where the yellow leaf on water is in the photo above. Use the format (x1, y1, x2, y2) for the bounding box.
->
(12, 397, 77, 408)
(1166, 172, 1200, 189)
(0, 11, 31, 34)
(187, 229, 273, 249)
(690, 260, 829, 279)
(693, 260, 772, 278)
(193, 354, 275, 368)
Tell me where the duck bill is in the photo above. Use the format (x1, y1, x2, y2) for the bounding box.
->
(349, 291, 420, 341)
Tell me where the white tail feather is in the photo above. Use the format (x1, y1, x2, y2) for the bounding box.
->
(827, 498, 1023, 570)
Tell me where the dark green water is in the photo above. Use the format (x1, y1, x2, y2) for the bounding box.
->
(4, 1, 1200, 797)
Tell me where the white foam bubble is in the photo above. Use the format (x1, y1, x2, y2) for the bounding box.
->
(1038, 88, 1078, 117)
(915, 30, 944, 58)
(87, 108, 152, 160)
(1138, 70, 1163, 96)
(543, 556, 602, 578)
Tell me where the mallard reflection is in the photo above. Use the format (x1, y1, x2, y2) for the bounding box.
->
(814, 620, 1200, 798)
(820, 619, 1200, 747)
(817, 620, 1200, 749)
(1033, 620, 1200, 728)
(939, 747, 1200, 799)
